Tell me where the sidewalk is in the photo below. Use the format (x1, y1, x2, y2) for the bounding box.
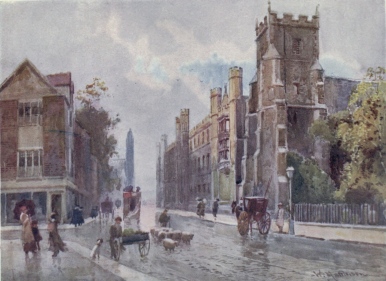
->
(163, 208, 238, 226)
(0, 239, 159, 281)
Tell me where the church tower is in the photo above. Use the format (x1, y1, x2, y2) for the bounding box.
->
(246, 3, 326, 210)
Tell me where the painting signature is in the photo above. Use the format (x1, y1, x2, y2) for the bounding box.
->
(312, 270, 368, 280)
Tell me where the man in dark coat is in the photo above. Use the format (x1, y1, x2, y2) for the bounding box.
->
(158, 209, 170, 227)
(109, 216, 122, 260)
(212, 198, 220, 220)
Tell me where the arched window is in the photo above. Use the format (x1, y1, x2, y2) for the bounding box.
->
(198, 185, 201, 192)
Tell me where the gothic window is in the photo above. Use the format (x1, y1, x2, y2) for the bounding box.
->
(207, 129, 210, 142)
(292, 38, 301, 55)
(202, 156, 205, 169)
(198, 185, 201, 192)
(293, 82, 300, 95)
(207, 154, 210, 169)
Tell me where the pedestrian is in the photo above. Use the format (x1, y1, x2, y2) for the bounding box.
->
(79, 207, 85, 226)
(109, 216, 123, 260)
(48, 212, 66, 257)
(212, 198, 220, 220)
(20, 205, 37, 256)
(158, 209, 170, 227)
(276, 202, 285, 233)
(70, 205, 80, 227)
(196, 198, 205, 218)
(31, 220, 43, 251)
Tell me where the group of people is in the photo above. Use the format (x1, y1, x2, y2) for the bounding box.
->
(20, 205, 66, 258)
(70, 205, 85, 227)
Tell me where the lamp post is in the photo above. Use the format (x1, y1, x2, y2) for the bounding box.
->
(286, 166, 295, 235)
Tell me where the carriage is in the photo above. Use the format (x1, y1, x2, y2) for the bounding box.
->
(123, 186, 141, 225)
(237, 177, 272, 236)
(237, 197, 271, 235)
(100, 199, 113, 219)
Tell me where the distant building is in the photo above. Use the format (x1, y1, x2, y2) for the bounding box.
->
(0, 59, 99, 224)
(156, 67, 245, 210)
(125, 129, 135, 187)
(157, 6, 359, 211)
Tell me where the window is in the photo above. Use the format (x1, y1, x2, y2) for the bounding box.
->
(18, 101, 42, 126)
(18, 149, 43, 178)
(292, 38, 301, 55)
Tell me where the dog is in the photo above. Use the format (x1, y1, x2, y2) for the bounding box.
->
(90, 238, 103, 260)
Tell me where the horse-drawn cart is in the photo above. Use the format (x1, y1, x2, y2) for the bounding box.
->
(113, 232, 150, 261)
(237, 176, 272, 236)
(237, 197, 271, 235)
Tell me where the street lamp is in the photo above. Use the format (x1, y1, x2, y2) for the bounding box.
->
(286, 166, 295, 235)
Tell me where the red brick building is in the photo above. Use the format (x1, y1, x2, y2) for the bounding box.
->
(0, 59, 99, 224)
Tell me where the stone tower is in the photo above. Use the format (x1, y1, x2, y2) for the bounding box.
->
(176, 109, 190, 208)
(244, 5, 327, 210)
(156, 134, 167, 207)
(125, 129, 135, 187)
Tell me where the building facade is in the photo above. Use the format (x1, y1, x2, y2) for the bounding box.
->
(0, 59, 99, 224)
(157, 67, 246, 210)
(157, 7, 359, 212)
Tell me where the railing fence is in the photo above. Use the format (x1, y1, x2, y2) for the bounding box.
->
(295, 203, 386, 226)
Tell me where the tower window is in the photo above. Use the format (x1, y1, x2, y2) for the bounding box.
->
(292, 38, 301, 55)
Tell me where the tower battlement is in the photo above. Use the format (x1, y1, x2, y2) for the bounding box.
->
(256, 11, 319, 37)
(229, 66, 243, 79)
(210, 87, 222, 97)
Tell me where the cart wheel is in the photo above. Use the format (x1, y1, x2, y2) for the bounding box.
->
(258, 212, 271, 234)
(114, 240, 121, 261)
(138, 240, 150, 257)
(237, 211, 250, 236)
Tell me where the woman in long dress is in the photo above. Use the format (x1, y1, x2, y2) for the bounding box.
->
(20, 205, 37, 256)
(48, 213, 66, 257)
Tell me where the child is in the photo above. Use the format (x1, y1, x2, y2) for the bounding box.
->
(31, 220, 43, 251)
(90, 238, 103, 260)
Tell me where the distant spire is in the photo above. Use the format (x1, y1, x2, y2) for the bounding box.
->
(268, 0, 271, 13)
(224, 83, 228, 95)
(315, 4, 320, 17)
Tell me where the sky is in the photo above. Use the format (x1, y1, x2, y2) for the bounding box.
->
(0, 0, 385, 199)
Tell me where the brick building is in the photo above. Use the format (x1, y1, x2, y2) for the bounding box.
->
(0, 59, 99, 224)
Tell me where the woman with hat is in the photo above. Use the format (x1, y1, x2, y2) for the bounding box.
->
(48, 212, 66, 257)
(275, 202, 285, 233)
(19, 205, 37, 256)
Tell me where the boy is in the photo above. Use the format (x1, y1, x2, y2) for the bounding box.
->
(109, 216, 123, 260)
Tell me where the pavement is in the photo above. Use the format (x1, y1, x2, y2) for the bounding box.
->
(1, 217, 159, 281)
(165, 208, 238, 226)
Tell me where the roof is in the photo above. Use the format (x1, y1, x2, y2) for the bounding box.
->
(46, 72, 72, 87)
(0, 59, 57, 93)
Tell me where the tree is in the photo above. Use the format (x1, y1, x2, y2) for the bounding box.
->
(287, 152, 335, 204)
(76, 78, 120, 192)
(335, 78, 386, 202)
(309, 111, 351, 188)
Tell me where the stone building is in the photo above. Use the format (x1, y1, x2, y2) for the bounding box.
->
(157, 67, 246, 209)
(157, 6, 359, 212)
(0, 59, 99, 224)
(242, 6, 358, 210)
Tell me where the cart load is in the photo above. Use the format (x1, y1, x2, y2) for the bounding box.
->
(119, 228, 150, 258)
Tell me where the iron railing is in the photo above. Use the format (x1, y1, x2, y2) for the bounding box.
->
(295, 203, 386, 226)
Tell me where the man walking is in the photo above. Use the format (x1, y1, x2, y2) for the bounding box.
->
(109, 216, 122, 260)
(212, 198, 219, 220)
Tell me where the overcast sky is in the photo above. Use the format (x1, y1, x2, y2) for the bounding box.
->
(1, 0, 385, 198)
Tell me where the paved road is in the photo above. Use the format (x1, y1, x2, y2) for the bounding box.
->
(58, 206, 386, 281)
